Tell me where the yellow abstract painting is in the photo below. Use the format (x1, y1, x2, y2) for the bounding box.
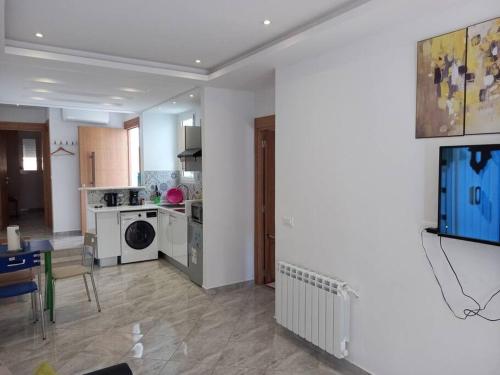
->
(465, 18, 500, 134)
(416, 29, 467, 138)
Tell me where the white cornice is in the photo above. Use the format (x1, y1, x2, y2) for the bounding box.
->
(4, 39, 210, 81)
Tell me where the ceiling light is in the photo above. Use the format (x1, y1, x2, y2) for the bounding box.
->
(33, 78, 59, 84)
(102, 103, 113, 106)
(189, 94, 195, 98)
(195, 59, 201, 64)
(120, 87, 142, 93)
(35, 32, 44, 38)
(32, 88, 51, 93)
(263, 19, 271, 25)
(31, 97, 45, 101)
(110, 96, 125, 100)
(172, 101, 177, 104)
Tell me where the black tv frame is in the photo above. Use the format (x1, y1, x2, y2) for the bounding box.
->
(437, 144, 500, 247)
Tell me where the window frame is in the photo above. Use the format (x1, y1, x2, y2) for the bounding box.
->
(19, 136, 40, 174)
(125, 117, 141, 186)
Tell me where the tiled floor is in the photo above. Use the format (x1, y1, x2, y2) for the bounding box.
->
(0, 260, 366, 375)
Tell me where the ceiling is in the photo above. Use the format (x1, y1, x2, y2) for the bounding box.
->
(2, 0, 457, 113)
(5, 0, 352, 70)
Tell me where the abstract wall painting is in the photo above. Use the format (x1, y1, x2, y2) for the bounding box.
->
(416, 29, 467, 138)
(465, 18, 500, 135)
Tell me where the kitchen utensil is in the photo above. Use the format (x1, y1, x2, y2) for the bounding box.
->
(166, 188, 184, 203)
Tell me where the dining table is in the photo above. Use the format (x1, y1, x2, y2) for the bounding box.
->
(0, 239, 55, 321)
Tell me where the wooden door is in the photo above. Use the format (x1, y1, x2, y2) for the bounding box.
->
(255, 115, 276, 285)
(0, 131, 8, 230)
(79, 127, 129, 232)
(41, 124, 53, 229)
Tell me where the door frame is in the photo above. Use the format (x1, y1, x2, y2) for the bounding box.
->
(254, 115, 275, 285)
(0, 121, 53, 229)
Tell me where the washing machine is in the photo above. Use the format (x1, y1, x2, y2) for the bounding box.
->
(121, 210, 158, 264)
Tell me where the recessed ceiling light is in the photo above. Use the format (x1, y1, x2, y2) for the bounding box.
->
(31, 97, 45, 101)
(195, 59, 201, 64)
(120, 87, 143, 93)
(32, 88, 51, 93)
(189, 94, 195, 98)
(33, 78, 59, 84)
(172, 101, 177, 104)
(110, 96, 125, 100)
(263, 19, 271, 25)
(35, 32, 44, 38)
(102, 103, 113, 106)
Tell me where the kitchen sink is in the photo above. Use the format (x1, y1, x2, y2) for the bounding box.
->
(173, 208, 186, 213)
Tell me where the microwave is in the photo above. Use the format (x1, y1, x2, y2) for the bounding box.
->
(191, 202, 203, 224)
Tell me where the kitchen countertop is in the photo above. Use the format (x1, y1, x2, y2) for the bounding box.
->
(79, 186, 146, 191)
(87, 203, 188, 217)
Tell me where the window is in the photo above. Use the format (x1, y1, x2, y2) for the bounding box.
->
(22, 138, 38, 171)
(126, 121, 140, 186)
(181, 115, 194, 180)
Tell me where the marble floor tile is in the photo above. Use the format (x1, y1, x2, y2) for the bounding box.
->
(0, 260, 368, 375)
(127, 334, 181, 361)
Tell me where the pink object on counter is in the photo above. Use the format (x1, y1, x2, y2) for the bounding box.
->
(166, 188, 184, 203)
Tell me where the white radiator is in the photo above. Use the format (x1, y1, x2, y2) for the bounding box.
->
(276, 261, 351, 359)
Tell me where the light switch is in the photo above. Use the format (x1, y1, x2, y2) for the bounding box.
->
(282, 216, 295, 227)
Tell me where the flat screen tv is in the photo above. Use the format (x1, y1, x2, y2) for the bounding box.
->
(439, 144, 500, 246)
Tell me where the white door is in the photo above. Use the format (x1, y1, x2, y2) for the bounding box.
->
(159, 211, 170, 255)
(171, 215, 188, 266)
(96, 211, 121, 259)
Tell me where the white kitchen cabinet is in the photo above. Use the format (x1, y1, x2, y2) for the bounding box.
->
(158, 211, 170, 256)
(171, 214, 188, 267)
(95, 211, 121, 260)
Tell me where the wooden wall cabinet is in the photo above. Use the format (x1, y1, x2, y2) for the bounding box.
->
(79, 127, 129, 232)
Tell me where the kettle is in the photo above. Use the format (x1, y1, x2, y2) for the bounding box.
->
(103, 193, 121, 207)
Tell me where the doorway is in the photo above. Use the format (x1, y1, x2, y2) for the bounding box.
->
(0, 122, 52, 236)
(255, 115, 275, 286)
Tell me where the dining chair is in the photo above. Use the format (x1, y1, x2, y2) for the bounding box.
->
(0, 251, 46, 339)
(51, 233, 101, 322)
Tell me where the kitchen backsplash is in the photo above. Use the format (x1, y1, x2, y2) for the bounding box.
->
(86, 170, 202, 205)
(142, 170, 202, 201)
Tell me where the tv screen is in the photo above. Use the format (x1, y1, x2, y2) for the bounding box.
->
(439, 144, 500, 245)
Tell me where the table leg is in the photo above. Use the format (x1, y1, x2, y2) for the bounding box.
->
(44, 252, 53, 321)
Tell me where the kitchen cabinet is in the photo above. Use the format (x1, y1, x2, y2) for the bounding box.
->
(159, 211, 171, 257)
(78, 127, 129, 233)
(158, 210, 187, 268)
(95, 211, 121, 261)
(171, 214, 188, 267)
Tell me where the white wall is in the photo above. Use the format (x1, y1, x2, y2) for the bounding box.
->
(49, 108, 124, 233)
(275, 1, 500, 374)
(0, 104, 47, 123)
(140, 112, 177, 171)
(202, 87, 255, 289)
(254, 85, 275, 118)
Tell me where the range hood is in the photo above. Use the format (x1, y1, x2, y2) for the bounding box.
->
(177, 148, 201, 158)
(178, 126, 202, 171)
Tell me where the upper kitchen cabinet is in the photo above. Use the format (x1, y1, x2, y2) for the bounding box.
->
(79, 127, 129, 188)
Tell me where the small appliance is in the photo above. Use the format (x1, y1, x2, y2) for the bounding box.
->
(103, 193, 120, 207)
(129, 190, 140, 206)
(191, 202, 203, 224)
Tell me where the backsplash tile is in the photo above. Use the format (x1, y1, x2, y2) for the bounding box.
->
(85, 170, 202, 205)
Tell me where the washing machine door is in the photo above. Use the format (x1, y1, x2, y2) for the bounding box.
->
(125, 221, 156, 250)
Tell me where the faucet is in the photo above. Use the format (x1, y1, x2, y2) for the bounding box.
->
(177, 184, 190, 200)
